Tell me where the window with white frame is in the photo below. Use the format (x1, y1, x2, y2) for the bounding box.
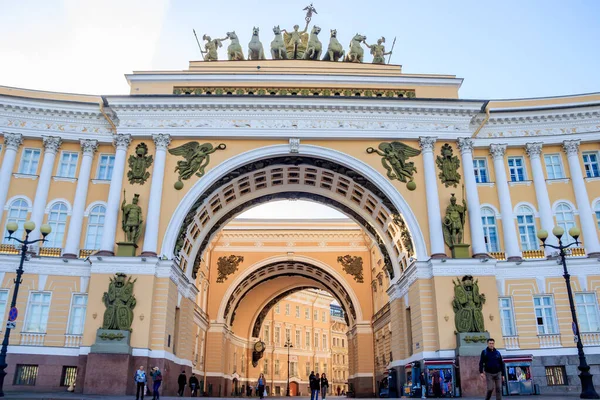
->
(67, 294, 87, 335)
(285, 303, 290, 315)
(96, 154, 115, 180)
(481, 207, 499, 252)
(275, 359, 280, 375)
(296, 330, 301, 347)
(314, 333, 319, 349)
(595, 202, 600, 230)
(322, 334, 327, 349)
(555, 203, 576, 243)
(18, 148, 41, 175)
(508, 156, 526, 182)
(274, 326, 280, 344)
(84, 205, 105, 250)
(24, 292, 51, 333)
(583, 152, 600, 178)
(57, 152, 79, 178)
(264, 325, 270, 343)
(473, 158, 489, 183)
(305, 308, 309, 319)
(314, 310, 318, 320)
(285, 328, 291, 342)
(322, 311, 326, 322)
(544, 154, 565, 179)
(3, 198, 29, 244)
(516, 205, 538, 251)
(0, 290, 8, 327)
(295, 305, 300, 318)
(275, 303, 280, 314)
(534, 296, 558, 335)
(306, 331, 310, 348)
(45, 202, 68, 248)
(575, 293, 600, 332)
(499, 297, 516, 336)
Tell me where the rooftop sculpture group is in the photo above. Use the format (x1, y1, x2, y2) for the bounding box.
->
(196, 3, 394, 64)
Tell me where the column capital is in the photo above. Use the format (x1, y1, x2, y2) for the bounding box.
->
(525, 142, 543, 159)
(152, 133, 171, 150)
(42, 136, 62, 154)
(489, 143, 507, 160)
(456, 137, 474, 154)
(80, 139, 99, 155)
(2, 132, 23, 150)
(418, 136, 437, 153)
(113, 134, 132, 150)
(563, 139, 581, 157)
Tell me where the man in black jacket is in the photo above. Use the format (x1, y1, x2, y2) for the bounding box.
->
(189, 373, 199, 397)
(177, 371, 187, 397)
(479, 338, 505, 400)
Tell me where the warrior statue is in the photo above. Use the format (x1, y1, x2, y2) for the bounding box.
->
(121, 191, 143, 244)
(364, 37, 392, 64)
(202, 34, 227, 61)
(442, 193, 467, 247)
(102, 273, 137, 331)
(452, 275, 486, 333)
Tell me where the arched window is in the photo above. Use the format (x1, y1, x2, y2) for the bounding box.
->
(481, 207, 499, 252)
(595, 202, 600, 230)
(516, 205, 538, 250)
(46, 202, 68, 248)
(555, 203, 576, 242)
(85, 205, 106, 250)
(3, 199, 29, 244)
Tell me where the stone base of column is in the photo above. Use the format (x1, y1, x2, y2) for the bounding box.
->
(95, 250, 115, 256)
(472, 253, 489, 259)
(140, 251, 157, 257)
(430, 253, 448, 259)
(62, 253, 78, 259)
(507, 256, 523, 262)
(457, 356, 486, 397)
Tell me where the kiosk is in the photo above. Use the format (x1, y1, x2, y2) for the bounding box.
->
(504, 356, 534, 395)
(424, 359, 457, 398)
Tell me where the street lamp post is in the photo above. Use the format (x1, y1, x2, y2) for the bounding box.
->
(284, 339, 293, 396)
(537, 225, 600, 399)
(0, 221, 51, 397)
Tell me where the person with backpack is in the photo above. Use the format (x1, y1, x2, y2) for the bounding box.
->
(189, 373, 200, 397)
(151, 366, 163, 400)
(134, 365, 147, 400)
(479, 338, 505, 400)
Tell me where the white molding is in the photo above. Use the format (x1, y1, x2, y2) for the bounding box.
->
(586, 176, 600, 183)
(12, 173, 38, 180)
(592, 197, 600, 212)
(83, 200, 108, 217)
(480, 203, 501, 219)
(546, 178, 570, 185)
(52, 176, 77, 183)
(91, 179, 111, 185)
(508, 180, 532, 187)
(3, 195, 32, 211)
(45, 198, 73, 215)
(552, 199, 579, 215)
(477, 182, 495, 188)
(513, 201, 538, 217)
(388, 350, 457, 367)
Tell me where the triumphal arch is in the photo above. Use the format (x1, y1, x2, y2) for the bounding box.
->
(1, 7, 600, 398)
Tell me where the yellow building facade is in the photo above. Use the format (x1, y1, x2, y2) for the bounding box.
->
(0, 58, 599, 397)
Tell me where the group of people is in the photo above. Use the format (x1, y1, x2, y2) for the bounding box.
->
(133, 366, 200, 399)
(309, 372, 329, 400)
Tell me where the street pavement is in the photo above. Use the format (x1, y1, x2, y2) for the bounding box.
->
(3, 395, 582, 400)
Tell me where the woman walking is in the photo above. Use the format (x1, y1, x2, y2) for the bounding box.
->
(320, 373, 329, 400)
(257, 373, 266, 399)
(151, 366, 163, 400)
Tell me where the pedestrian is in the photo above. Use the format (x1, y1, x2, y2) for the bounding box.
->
(177, 370, 187, 396)
(320, 373, 329, 400)
(257, 373, 266, 399)
(189, 373, 199, 397)
(337, 387, 341, 396)
(309, 371, 316, 400)
(151, 366, 163, 400)
(134, 365, 147, 400)
(479, 338, 505, 400)
(419, 371, 427, 399)
(312, 373, 321, 400)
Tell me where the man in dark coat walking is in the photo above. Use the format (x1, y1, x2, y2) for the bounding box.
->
(177, 370, 187, 396)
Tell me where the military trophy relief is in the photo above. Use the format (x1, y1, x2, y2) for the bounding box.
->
(436, 143, 461, 188)
(366, 141, 421, 191)
(194, 3, 395, 64)
(117, 191, 143, 257)
(337, 255, 364, 283)
(168, 142, 227, 190)
(442, 192, 470, 258)
(216, 255, 244, 283)
(127, 142, 153, 185)
(452, 275, 491, 354)
(91, 273, 137, 354)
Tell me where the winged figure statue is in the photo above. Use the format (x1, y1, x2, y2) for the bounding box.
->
(367, 141, 421, 183)
(168, 142, 227, 182)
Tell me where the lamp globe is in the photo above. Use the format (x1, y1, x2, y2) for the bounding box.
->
(568, 226, 580, 240)
(6, 222, 18, 235)
(552, 226, 564, 239)
(536, 229, 548, 241)
(40, 224, 52, 237)
(23, 221, 36, 233)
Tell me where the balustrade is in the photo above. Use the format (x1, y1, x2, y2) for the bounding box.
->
(538, 334, 561, 348)
(503, 336, 520, 350)
(20, 332, 45, 346)
(64, 334, 82, 347)
(581, 332, 600, 346)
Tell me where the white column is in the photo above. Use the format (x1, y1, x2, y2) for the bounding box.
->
(142, 134, 171, 257)
(63, 139, 98, 258)
(98, 134, 131, 255)
(0, 133, 23, 214)
(456, 138, 487, 256)
(418, 137, 446, 257)
(29, 136, 62, 242)
(563, 140, 600, 256)
(490, 144, 522, 261)
(525, 143, 558, 254)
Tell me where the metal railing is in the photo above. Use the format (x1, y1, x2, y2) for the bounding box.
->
(490, 252, 506, 260)
(39, 247, 61, 257)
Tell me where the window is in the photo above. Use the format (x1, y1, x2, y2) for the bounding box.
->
(67, 294, 87, 335)
(285, 303, 290, 315)
(314, 333, 319, 349)
(57, 152, 79, 178)
(583, 152, 600, 178)
(275, 360, 280, 375)
(18, 148, 41, 175)
(0, 290, 8, 327)
(305, 308, 309, 319)
(544, 154, 564, 179)
(306, 362, 310, 376)
(481, 207, 500, 252)
(341, 339, 345, 347)
(3, 198, 29, 243)
(314, 310, 318, 320)
(84, 205, 106, 250)
(534, 296, 557, 335)
(499, 297, 516, 336)
(274, 326, 280, 344)
(295, 329, 301, 347)
(285, 328, 291, 342)
(323, 363, 327, 375)
(473, 158, 489, 183)
(322, 334, 327, 349)
(13, 365, 38, 386)
(45, 202, 68, 248)
(555, 203, 576, 243)
(290, 362, 297, 377)
(575, 293, 600, 332)
(24, 292, 51, 333)
(508, 156, 526, 182)
(322, 311, 326, 322)
(545, 366, 567, 386)
(60, 366, 77, 387)
(97, 154, 115, 180)
(264, 325, 270, 343)
(264, 359, 269, 375)
(295, 305, 300, 318)
(306, 332, 310, 348)
(275, 304, 280, 314)
(516, 205, 538, 251)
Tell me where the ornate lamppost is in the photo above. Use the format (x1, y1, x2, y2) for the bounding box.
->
(0, 221, 51, 397)
(284, 339, 293, 396)
(537, 226, 600, 399)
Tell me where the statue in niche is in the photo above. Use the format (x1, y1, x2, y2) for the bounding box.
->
(345, 34, 368, 63)
(121, 191, 143, 244)
(452, 275, 486, 333)
(337, 255, 364, 283)
(322, 29, 345, 61)
(102, 273, 137, 331)
(168, 142, 227, 188)
(127, 143, 153, 185)
(202, 34, 228, 61)
(436, 143, 461, 187)
(364, 37, 392, 64)
(216, 255, 244, 283)
(248, 27, 266, 60)
(366, 141, 421, 185)
(442, 193, 467, 248)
